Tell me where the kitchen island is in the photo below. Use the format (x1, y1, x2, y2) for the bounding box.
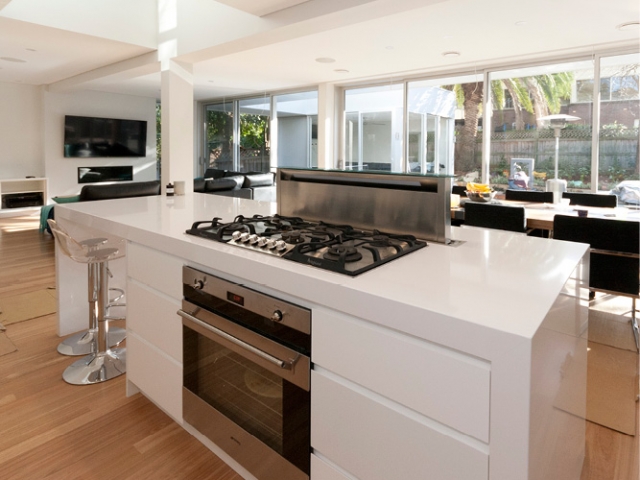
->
(53, 192, 590, 480)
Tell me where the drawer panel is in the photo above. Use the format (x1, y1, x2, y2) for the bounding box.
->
(127, 332, 182, 422)
(127, 242, 183, 299)
(313, 309, 490, 442)
(311, 371, 488, 480)
(127, 280, 182, 362)
(311, 455, 353, 480)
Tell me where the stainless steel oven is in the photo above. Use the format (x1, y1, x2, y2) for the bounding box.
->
(178, 266, 311, 480)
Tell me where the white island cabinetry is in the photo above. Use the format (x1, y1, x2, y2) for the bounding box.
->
(52, 194, 589, 480)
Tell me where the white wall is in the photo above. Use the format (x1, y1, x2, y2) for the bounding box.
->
(44, 90, 157, 198)
(0, 82, 44, 179)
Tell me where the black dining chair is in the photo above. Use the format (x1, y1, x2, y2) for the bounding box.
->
(463, 202, 527, 233)
(505, 189, 554, 203)
(553, 214, 639, 349)
(561, 192, 618, 208)
(452, 185, 467, 197)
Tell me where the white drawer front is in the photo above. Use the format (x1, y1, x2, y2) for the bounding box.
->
(311, 454, 353, 480)
(311, 371, 488, 480)
(127, 242, 183, 299)
(127, 332, 182, 422)
(313, 309, 490, 442)
(127, 280, 182, 362)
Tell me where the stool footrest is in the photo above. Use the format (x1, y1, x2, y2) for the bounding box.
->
(58, 327, 126, 356)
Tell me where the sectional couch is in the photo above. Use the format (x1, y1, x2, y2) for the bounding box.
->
(194, 169, 276, 202)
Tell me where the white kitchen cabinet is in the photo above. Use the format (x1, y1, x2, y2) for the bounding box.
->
(310, 455, 353, 480)
(313, 308, 491, 442)
(311, 370, 489, 480)
(126, 241, 184, 422)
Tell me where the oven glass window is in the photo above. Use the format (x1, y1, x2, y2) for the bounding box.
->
(184, 327, 310, 473)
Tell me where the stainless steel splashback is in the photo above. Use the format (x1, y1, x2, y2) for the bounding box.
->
(277, 169, 451, 243)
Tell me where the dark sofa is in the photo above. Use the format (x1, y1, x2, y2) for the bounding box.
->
(194, 169, 276, 202)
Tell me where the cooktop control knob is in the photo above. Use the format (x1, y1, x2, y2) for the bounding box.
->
(248, 234, 259, 244)
(239, 232, 250, 242)
(266, 239, 277, 250)
(274, 240, 287, 251)
(231, 231, 243, 241)
(257, 237, 269, 248)
(271, 310, 283, 322)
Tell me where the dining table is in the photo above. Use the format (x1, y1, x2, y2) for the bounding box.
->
(452, 199, 640, 233)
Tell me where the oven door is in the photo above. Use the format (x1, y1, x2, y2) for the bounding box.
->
(179, 300, 310, 480)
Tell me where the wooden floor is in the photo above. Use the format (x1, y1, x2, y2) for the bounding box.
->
(0, 214, 242, 480)
(0, 214, 637, 479)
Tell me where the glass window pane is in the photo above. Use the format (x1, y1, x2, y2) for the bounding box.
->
(275, 91, 318, 168)
(406, 80, 457, 175)
(489, 61, 593, 193)
(205, 102, 234, 171)
(598, 53, 640, 193)
(239, 97, 271, 173)
(344, 84, 404, 172)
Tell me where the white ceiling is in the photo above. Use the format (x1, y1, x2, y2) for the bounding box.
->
(0, 0, 638, 101)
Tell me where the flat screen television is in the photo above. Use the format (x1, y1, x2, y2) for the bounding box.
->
(64, 115, 147, 158)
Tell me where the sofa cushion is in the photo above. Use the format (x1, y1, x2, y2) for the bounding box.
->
(203, 168, 226, 179)
(204, 177, 241, 192)
(242, 173, 274, 188)
(79, 181, 161, 201)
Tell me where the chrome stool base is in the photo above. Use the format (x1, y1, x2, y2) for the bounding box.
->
(57, 327, 127, 356)
(62, 348, 126, 385)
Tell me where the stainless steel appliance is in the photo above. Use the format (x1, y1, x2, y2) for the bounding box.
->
(186, 214, 427, 276)
(179, 266, 311, 480)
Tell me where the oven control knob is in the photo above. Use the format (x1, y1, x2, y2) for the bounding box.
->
(192, 279, 205, 290)
(257, 237, 270, 248)
(270, 310, 283, 322)
(274, 240, 287, 251)
(248, 234, 259, 245)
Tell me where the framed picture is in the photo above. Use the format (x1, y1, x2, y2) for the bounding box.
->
(510, 158, 535, 189)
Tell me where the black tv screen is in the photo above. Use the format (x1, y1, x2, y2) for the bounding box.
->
(64, 115, 147, 158)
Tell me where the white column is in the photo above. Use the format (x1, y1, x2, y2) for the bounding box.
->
(317, 83, 337, 169)
(160, 59, 194, 194)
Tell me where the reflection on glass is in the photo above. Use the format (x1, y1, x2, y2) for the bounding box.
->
(275, 91, 318, 169)
(489, 60, 593, 192)
(205, 102, 234, 171)
(344, 84, 403, 172)
(598, 53, 640, 192)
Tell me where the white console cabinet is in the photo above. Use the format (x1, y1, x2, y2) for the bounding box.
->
(0, 177, 47, 215)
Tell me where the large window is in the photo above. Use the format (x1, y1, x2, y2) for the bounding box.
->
(203, 91, 317, 174)
(488, 61, 594, 192)
(597, 53, 640, 191)
(274, 91, 318, 168)
(344, 84, 404, 172)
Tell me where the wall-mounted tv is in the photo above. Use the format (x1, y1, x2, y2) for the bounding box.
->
(64, 115, 147, 158)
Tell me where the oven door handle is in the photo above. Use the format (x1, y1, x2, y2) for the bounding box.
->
(178, 309, 297, 370)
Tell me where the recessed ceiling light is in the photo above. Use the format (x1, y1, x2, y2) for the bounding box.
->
(515, 21, 527, 26)
(0, 57, 26, 63)
(334, 69, 349, 73)
(443, 35, 454, 40)
(25, 48, 37, 52)
(385, 46, 394, 50)
(208, 80, 215, 83)
(617, 21, 640, 31)
(315, 57, 336, 63)
(442, 51, 461, 57)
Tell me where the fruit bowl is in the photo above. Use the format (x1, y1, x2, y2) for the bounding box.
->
(465, 190, 496, 203)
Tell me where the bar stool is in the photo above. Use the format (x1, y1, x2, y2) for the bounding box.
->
(51, 224, 126, 356)
(48, 220, 126, 384)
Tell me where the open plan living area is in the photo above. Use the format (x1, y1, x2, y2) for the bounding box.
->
(0, 1, 639, 479)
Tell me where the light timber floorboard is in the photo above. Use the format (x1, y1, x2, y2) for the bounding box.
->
(0, 214, 637, 479)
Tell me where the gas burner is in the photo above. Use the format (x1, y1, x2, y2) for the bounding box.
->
(369, 234, 391, 247)
(281, 231, 305, 244)
(323, 245, 363, 263)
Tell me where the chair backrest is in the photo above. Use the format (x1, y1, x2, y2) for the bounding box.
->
(464, 202, 526, 233)
(561, 192, 617, 208)
(452, 185, 467, 197)
(505, 189, 553, 203)
(553, 215, 639, 295)
(47, 219, 89, 262)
